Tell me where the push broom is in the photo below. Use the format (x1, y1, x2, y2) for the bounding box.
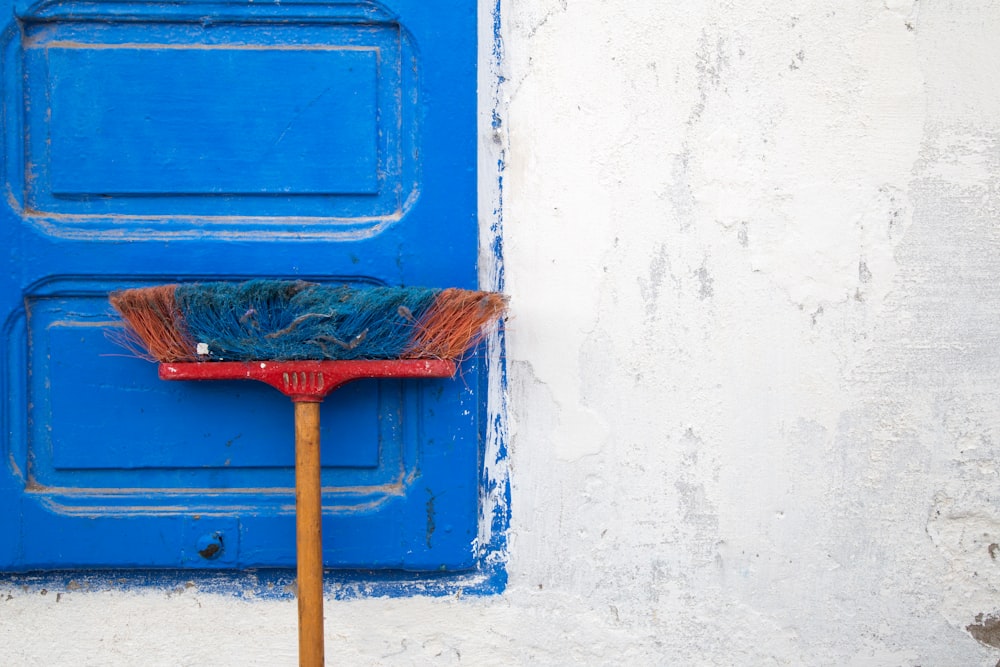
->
(109, 280, 507, 666)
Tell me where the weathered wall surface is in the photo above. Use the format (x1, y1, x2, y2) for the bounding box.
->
(4, 1, 1000, 664)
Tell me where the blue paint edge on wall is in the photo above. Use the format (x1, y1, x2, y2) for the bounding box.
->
(0, 0, 511, 600)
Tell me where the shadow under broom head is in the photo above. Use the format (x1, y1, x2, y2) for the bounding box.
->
(109, 280, 507, 363)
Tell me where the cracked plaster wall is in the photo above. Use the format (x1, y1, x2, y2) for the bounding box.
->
(4, 1, 1000, 665)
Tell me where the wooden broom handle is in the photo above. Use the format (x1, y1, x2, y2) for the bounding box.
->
(295, 401, 325, 667)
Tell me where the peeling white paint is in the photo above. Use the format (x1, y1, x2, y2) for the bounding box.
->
(4, 1, 1000, 665)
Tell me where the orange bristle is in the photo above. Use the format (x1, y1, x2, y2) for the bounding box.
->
(403, 288, 509, 359)
(109, 284, 196, 362)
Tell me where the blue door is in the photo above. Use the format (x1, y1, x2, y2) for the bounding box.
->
(0, 0, 481, 572)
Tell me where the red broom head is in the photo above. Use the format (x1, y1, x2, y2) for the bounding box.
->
(403, 288, 509, 360)
(109, 284, 196, 362)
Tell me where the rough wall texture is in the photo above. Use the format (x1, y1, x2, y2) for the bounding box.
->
(3, 1, 1000, 664)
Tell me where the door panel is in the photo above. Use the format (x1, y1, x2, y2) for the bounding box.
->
(45, 46, 380, 196)
(18, 15, 416, 225)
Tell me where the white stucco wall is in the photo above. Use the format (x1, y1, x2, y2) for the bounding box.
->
(5, 1, 1000, 664)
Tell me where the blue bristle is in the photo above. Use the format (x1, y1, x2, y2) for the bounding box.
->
(175, 281, 441, 361)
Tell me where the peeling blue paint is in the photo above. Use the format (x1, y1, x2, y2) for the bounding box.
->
(468, 0, 511, 597)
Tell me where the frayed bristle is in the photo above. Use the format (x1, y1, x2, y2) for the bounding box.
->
(107, 281, 507, 362)
(109, 285, 196, 362)
(404, 288, 509, 359)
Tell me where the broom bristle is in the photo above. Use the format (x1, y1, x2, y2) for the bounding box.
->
(109, 285, 197, 362)
(109, 281, 507, 363)
(403, 288, 509, 359)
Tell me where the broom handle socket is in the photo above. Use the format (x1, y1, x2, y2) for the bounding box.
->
(295, 401, 325, 667)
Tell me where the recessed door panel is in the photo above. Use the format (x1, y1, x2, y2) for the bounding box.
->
(15, 15, 418, 230)
(47, 46, 380, 196)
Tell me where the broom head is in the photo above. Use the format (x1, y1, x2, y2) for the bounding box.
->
(110, 280, 507, 363)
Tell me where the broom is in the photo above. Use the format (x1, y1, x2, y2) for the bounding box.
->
(109, 280, 507, 667)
